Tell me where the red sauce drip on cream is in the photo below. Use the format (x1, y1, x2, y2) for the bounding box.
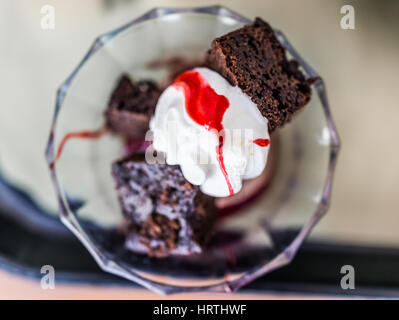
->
(50, 127, 108, 170)
(253, 138, 270, 147)
(173, 70, 234, 196)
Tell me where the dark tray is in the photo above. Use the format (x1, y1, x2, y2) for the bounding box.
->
(1, 175, 399, 298)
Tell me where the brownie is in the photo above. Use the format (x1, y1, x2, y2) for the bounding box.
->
(112, 154, 216, 257)
(206, 18, 315, 132)
(105, 75, 161, 140)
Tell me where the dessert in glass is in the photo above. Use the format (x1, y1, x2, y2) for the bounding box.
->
(45, 6, 339, 294)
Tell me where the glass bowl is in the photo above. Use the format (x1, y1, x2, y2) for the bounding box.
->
(45, 6, 340, 294)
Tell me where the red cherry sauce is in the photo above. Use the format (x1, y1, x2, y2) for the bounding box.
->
(50, 127, 108, 170)
(172, 70, 234, 196)
(253, 138, 270, 147)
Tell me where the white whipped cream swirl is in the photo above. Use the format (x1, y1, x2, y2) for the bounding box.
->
(149, 68, 270, 197)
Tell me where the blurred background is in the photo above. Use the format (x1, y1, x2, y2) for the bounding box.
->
(0, 0, 398, 298)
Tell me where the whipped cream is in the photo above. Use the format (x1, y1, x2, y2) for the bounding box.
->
(149, 67, 270, 197)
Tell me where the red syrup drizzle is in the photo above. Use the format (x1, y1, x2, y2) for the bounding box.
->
(50, 127, 108, 170)
(252, 138, 270, 147)
(172, 70, 234, 196)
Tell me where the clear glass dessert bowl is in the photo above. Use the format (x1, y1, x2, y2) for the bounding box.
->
(45, 6, 340, 294)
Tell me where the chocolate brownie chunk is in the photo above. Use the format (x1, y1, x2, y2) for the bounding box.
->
(105, 75, 161, 140)
(206, 18, 315, 131)
(112, 154, 216, 257)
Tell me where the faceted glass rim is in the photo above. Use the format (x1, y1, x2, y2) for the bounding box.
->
(45, 5, 340, 294)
